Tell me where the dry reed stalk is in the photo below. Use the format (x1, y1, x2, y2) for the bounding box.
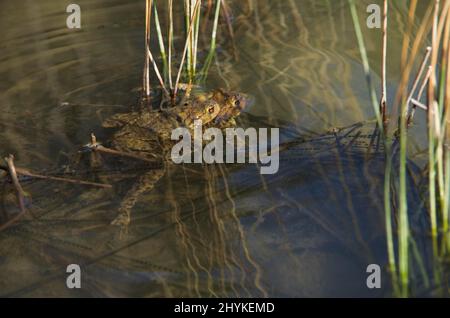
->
(143, 0, 170, 99)
(147, 47, 170, 97)
(409, 66, 432, 124)
(185, 0, 196, 80)
(168, 0, 174, 91)
(154, 2, 168, 81)
(410, 99, 428, 111)
(405, 47, 432, 117)
(143, 0, 153, 98)
(389, 4, 434, 135)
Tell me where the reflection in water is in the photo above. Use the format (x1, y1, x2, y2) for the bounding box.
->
(0, 0, 440, 297)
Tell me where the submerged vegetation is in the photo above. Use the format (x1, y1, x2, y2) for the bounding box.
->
(349, 0, 450, 296)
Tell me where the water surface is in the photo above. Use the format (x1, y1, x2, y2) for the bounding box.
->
(0, 0, 439, 297)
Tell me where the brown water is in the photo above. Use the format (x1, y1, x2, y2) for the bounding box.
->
(0, 0, 442, 297)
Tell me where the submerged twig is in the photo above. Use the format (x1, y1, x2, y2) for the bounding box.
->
(95, 145, 160, 164)
(4, 155, 27, 215)
(0, 155, 111, 232)
(0, 164, 112, 189)
(16, 168, 112, 189)
(84, 134, 160, 165)
(59, 102, 127, 108)
(0, 155, 29, 232)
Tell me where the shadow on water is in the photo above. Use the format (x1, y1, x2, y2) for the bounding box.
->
(0, 0, 438, 296)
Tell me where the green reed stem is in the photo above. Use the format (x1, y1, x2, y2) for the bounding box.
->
(444, 151, 450, 231)
(428, 122, 438, 234)
(428, 0, 440, 239)
(443, 4, 450, 244)
(383, 146, 399, 293)
(193, 1, 202, 77)
(185, 0, 200, 82)
(444, 153, 450, 237)
(348, 0, 383, 130)
(348, 0, 401, 293)
(200, 0, 222, 82)
(436, 60, 447, 237)
(438, 46, 448, 234)
(410, 236, 430, 289)
(398, 99, 410, 296)
(174, 0, 201, 96)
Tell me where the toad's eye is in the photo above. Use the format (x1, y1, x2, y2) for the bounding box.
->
(234, 99, 241, 107)
(208, 107, 216, 114)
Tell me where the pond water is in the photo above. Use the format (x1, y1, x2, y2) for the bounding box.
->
(0, 0, 442, 297)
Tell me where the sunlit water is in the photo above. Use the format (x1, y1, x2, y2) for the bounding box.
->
(0, 0, 443, 297)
